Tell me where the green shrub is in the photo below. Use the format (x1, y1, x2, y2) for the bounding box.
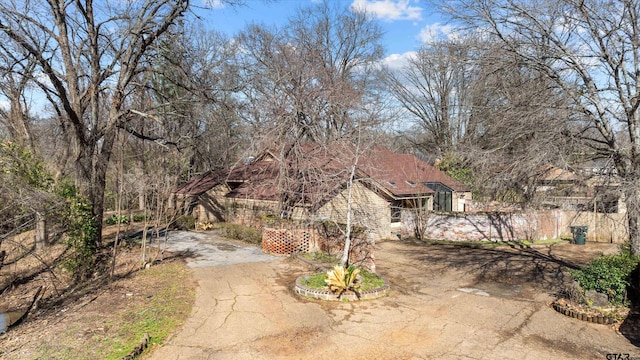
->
(314, 220, 365, 237)
(302, 251, 337, 263)
(173, 215, 196, 230)
(105, 214, 129, 225)
(56, 180, 99, 281)
(571, 252, 640, 305)
(222, 223, 262, 244)
(260, 214, 279, 226)
(132, 213, 152, 222)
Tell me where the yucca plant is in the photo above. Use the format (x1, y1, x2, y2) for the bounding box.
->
(197, 221, 214, 231)
(325, 265, 361, 299)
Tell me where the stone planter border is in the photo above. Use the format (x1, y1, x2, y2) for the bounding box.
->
(552, 301, 615, 325)
(295, 275, 390, 301)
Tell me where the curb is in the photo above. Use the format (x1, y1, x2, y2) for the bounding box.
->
(551, 301, 615, 325)
(294, 275, 390, 301)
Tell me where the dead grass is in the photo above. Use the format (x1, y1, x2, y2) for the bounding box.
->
(0, 225, 197, 359)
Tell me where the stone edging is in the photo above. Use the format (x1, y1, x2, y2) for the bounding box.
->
(552, 301, 615, 325)
(295, 275, 390, 301)
(121, 332, 149, 360)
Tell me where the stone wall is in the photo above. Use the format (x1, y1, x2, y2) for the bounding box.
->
(400, 209, 628, 243)
(401, 211, 535, 242)
(316, 181, 391, 240)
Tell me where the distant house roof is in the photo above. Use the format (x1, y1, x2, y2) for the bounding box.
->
(536, 165, 580, 182)
(174, 144, 470, 203)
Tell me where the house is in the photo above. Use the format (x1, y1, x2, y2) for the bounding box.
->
(171, 145, 472, 240)
(530, 164, 625, 214)
(534, 165, 582, 194)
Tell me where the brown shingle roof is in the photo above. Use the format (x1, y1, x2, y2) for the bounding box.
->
(226, 146, 350, 206)
(359, 147, 469, 197)
(225, 161, 280, 201)
(174, 144, 470, 201)
(174, 169, 228, 196)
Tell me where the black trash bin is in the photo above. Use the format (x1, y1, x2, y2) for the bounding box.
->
(569, 226, 588, 245)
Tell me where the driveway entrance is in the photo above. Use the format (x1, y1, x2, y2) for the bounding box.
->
(159, 231, 277, 268)
(149, 234, 639, 359)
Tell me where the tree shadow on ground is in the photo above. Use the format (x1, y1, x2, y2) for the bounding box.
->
(2, 225, 194, 330)
(619, 305, 640, 347)
(388, 239, 640, 346)
(392, 239, 582, 293)
(37, 248, 193, 313)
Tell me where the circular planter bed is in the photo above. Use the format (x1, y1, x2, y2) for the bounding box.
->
(295, 275, 390, 301)
(551, 298, 627, 325)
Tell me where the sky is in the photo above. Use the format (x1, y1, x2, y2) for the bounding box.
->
(3, 0, 454, 114)
(199, 0, 453, 69)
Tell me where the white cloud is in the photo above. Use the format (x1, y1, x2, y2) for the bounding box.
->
(351, 0, 422, 22)
(418, 23, 458, 43)
(380, 51, 417, 71)
(201, 0, 225, 9)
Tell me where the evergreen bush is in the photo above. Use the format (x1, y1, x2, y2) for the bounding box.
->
(571, 250, 640, 305)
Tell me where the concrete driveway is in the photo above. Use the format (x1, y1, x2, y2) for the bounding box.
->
(159, 231, 277, 268)
(148, 233, 639, 359)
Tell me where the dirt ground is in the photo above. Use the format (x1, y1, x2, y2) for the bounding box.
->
(149, 236, 640, 360)
(0, 225, 197, 359)
(1, 229, 639, 359)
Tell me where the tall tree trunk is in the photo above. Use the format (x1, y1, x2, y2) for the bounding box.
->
(91, 128, 117, 247)
(76, 127, 117, 249)
(340, 137, 362, 268)
(626, 183, 640, 256)
(340, 163, 357, 268)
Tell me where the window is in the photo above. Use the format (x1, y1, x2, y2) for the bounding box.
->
(425, 182, 453, 212)
(391, 200, 402, 223)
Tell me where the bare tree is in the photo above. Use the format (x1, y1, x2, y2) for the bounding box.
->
(0, 0, 190, 249)
(161, 27, 244, 173)
(238, 0, 385, 144)
(386, 35, 570, 205)
(237, 1, 386, 215)
(463, 45, 571, 205)
(230, 1, 387, 267)
(385, 38, 476, 157)
(443, 0, 640, 254)
(0, 42, 37, 153)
